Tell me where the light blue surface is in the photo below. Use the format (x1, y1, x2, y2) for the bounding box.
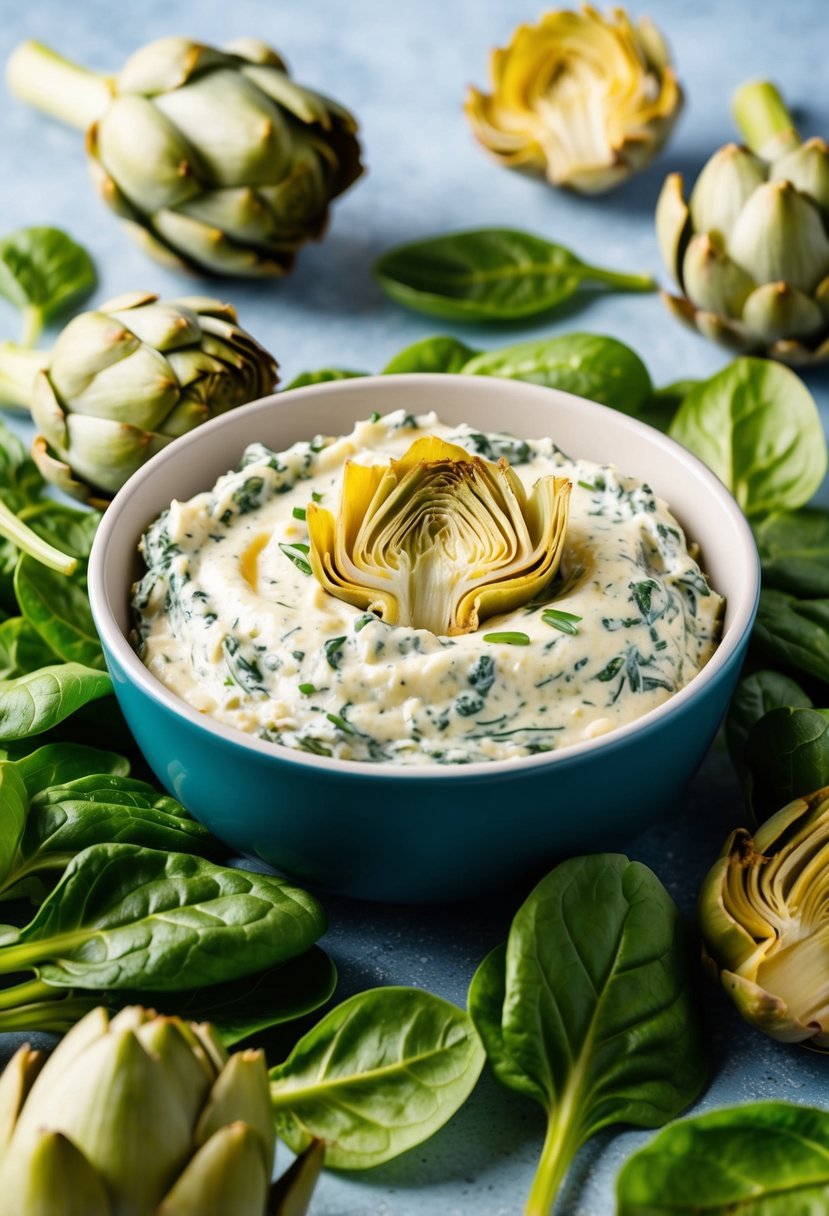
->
(1, 1, 828, 1212)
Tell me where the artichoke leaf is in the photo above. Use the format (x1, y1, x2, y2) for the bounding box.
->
(307, 436, 571, 636)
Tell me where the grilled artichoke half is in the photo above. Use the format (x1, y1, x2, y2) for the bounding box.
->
(307, 436, 571, 636)
(699, 788, 829, 1049)
(465, 4, 682, 194)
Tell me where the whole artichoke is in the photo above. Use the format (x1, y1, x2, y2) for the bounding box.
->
(465, 5, 683, 194)
(0, 292, 278, 504)
(0, 1004, 275, 1216)
(7, 37, 363, 277)
(699, 788, 829, 1049)
(657, 81, 829, 363)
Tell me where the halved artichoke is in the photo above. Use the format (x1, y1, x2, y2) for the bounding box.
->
(699, 789, 829, 1048)
(307, 436, 571, 636)
(465, 4, 682, 194)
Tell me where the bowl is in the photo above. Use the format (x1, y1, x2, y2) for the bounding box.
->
(88, 374, 759, 903)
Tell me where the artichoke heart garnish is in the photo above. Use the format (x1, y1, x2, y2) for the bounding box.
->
(307, 436, 571, 636)
(699, 790, 829, 1049)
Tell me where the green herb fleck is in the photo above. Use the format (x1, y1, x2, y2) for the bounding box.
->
(483, 632, 531, 646)
(369, 411, 381, 423)
(292, 506, 307, 521)
(299, 683, 316, 695)
(311, 491, 324, 503)
(324, 636, 347, 669)
(542, 608, 582, 636)
(279, 542, 312, 576)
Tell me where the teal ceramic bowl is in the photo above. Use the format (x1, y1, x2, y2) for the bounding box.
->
(88, 375, 759, 902)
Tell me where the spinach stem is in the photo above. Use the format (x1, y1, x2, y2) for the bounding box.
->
(0, 500, 78, 576)
(0, 930, 87, 974)
(524, 1104, 582, 1216)
(579, 265, 655, 292)
(0, 975, 57, 1010)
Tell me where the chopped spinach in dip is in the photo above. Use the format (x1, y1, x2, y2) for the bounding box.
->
(132, 410, 724, 765)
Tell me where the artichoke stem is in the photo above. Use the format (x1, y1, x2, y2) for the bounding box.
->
(0, 343, 47, 409)
(0, 499, 78, 576)
(6, 41, 114, 131)
(733, 80, 801, 161)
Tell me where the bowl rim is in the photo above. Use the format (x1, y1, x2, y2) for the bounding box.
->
(89, 373, 760, 780)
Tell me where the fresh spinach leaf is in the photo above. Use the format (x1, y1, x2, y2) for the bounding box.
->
(14, 554, 104, 669)
(468, 854, 706, 1214)
(15, 742, 130, 797)
(382, 335, 478, 374)
(744, 706, 829, 820)
(282, 369, 368, 391)
(0, 769, 224, 902)
(669, 358, 827, 516)
(270, 986, 485, 1168)
(0, 418, 42, 512)
(753, 507, 829, 597)
(0, 662, 112, 740)
(0, 617, 56, 680)
(753, 588, 829, 686)
(0, 226, 96, 346)
(0, 843, 326, 990)
(461, 333, 653, 414)
(725, 671, 812, 805)
(374, 228, 654, 321)
(616, 1101, 829, 1215)
(19, 502, 100, 560)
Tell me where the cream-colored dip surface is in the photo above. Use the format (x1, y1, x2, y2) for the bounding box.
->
(133, 410, 723, 765)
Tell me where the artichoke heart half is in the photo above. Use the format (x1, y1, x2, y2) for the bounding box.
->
(307, 436, 571, 636)
(699, 790, 829, 1049)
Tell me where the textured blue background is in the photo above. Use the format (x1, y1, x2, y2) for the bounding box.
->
(1, 2, 829, 1213)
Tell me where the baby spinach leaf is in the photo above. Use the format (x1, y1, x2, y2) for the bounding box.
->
(725, 671, 812, 806)
(753, 507, 829, 597)
(141, 946, 337, 1046)
(14, 554, 104, 669)
(0, 662, 112, 740)
(469, 854, 706, 1214)
(0, 762, 28, 904)
(669, 358, 827, 516)
(616, 1101, 829, 1215)
(0, 771, 223, 902)
(282, 369, 368, 391)
(461, 333, 653, 414)
(0, 843, 326, 990)
(19, 501, 100, 560)
(15, 742, 130, 797)
(374, 228, 654, 321)
(0, 418, 42, 513)
(753, 588, 829, 686)
(270, 986, 485, 1168)
(744, 706, 829, 819)
(382, 335, 479, 374)
(0, 617, 57, 680)
(0, 226, 96, 346)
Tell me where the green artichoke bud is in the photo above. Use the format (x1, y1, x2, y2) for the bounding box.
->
(699, 789, 829, 1049)
(7, 38, 363, 277)
(0, 291, 278, 504)
(657, 80, 829, 363)
(307, 435, 572, 636)
(0, 1005, 276, 1216)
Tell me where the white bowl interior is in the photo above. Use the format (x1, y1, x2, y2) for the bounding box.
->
(90, 374, 759, 776)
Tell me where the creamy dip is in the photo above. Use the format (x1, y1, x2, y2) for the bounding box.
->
(133, 411, 723, 765)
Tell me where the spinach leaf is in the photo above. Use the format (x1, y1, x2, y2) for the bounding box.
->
(0, 768, 223, 902)
(725, 671, 812, 806)
(19, 501, 100, 560)
(744, 706, 829, 819)
(616, 1101, 829, 1215)
(382, 335, 478, 374)
(669, 358, 827, 516)
(0, 418, 42, 512)
(0, 662, 112, 740)
(14, 555, 104, 669)
(15, 742, 130, 797)
(270, 986, 485, 1168)
(754, 507, 829, 596)
(0, 617, 56, 679)
(0, 843, 326, 990)
(282, 368, 368, 391)
(461, 333, 653, 414)
(0, 226, 95, 346)
(374, 229, 654, 321)
(469, 854, 706, 1214)
(140, 946, 337, 1046)
(753, 588, 829, 686)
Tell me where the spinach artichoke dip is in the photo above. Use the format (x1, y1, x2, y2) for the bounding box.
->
(133, 410, 723, 765)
